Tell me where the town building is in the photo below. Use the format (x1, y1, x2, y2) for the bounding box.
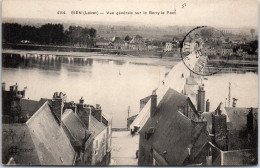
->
(140, 95, 151, 112)
(164, 42, 173, 52)
(95, 38, 111, 48)
(2, 84, 112, 166)
(3, 100, 76, 165)
(201, 105, 258, 165)
(138, 89, 208, 166)
(129, 35, 147, 51)
(112, 37, 126, 49)
(138, 85, 257, 166)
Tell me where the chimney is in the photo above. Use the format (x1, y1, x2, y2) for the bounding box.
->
(77, 97, 91, 129)
(52, 92, 66, 125)
(2, 82, 6, 91)
(79, 97, 84, 104)
(10, 84, 18, 92)
(212, 103, 228, 151)
(93, 104, 102, 122)
(150, 91, 157, 117)
(77, 97, 84, 109)
(247, 107, 254, 132)
(232, 98, 238, 107)
(197, 85, 205, 112)
(247, 108, 256, 148)
(206, 99, 210, 112)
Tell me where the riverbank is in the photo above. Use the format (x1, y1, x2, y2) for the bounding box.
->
(2, 49, 181, 68)
(3, 43, 176, 58)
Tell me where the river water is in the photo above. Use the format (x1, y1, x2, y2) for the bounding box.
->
(2, 53, 258, 128)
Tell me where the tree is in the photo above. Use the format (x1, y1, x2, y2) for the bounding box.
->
(2, 23, 23, 43)
(200, 28, 214, 40)
(250, 29, 255, 38)
(89, 28, 96, 39)
(125, 35, 131, 41)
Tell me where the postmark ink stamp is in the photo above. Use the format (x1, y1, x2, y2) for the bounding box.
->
(180, 26, 230, 76)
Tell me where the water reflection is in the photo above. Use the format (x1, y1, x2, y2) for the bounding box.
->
(2, 53, 94, 71)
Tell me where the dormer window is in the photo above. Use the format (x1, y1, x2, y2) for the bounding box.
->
(145, 127, 155, 140)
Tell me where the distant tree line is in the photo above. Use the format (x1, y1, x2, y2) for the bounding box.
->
(233, 40, 258, 55)
(2, 23, 97, 47)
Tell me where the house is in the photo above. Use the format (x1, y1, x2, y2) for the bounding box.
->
(147, 44, 159, 51)
(130, 35, 144, 44)
(200, 105, 258, 166)
(164, 42, 173, 52)
(95, 38, 111, 48)
(2, 101, 77, 165)
(129, 35, 147, 51)
(112, 37, 126, 49)
(138, 84, 257, 166)
(140, 95, 151, 112)
(2, 82, 51, 123)
(2, 84, 112, 166)
(138, 89, 208, 166)
(129, 43, 147, 51)
(220, 47, 233, 56)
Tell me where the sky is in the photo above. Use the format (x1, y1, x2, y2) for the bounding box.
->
(2, 0, 259, 28)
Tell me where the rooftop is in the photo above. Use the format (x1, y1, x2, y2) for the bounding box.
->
(62, 109, 92, 147)
(89, 115, 107, 137)
(140, 88, 208, 165)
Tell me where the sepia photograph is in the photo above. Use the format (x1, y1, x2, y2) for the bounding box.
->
(1, 0, 259, 166)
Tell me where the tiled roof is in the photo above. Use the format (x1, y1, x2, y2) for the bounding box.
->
(215, 103, 230, 122)
(26, 102, 75, 165)
(102, 111, 112, 124)
(202, 111, 214, 133)
(20, 98, 51, 118)
(140, 88, 208, 165)
(20, 99, 41, 117)
(222, 149, 257, 165)
(225, 107, 258, 131)
(62, 109, 92, 147)
(131, 52, 202, 130)
(89, 115, 107, 137)
(2, 123, 40, 165)
(140, 95, 151, 102)
(127, 114, 138, 121)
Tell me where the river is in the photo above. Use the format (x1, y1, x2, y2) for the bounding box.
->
(2, 53, 258, 128)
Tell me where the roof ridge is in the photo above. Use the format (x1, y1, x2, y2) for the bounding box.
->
(26, 101, 49, 125)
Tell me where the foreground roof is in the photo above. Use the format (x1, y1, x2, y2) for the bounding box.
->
(62, 109, 92, 147)
(26, 102, 75, 165)
(225, 107, 258, 131)
(3, 102, 76, 165)
(140, 88, 208, 165)
(130, 53, 201, 130)
(89, 115, 107, 137)
(2, 123, 40, 165)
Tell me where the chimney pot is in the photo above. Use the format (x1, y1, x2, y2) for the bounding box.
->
(206, 99, 210, 112)
(197, 85, 205, 112)
(2, 82, 6, 91)
(79, 97, 84, 104)
(52, 92, 66, 126)
(150, 91, 157, 117)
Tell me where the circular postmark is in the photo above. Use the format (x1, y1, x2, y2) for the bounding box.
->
(180, 26, 229, 76)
